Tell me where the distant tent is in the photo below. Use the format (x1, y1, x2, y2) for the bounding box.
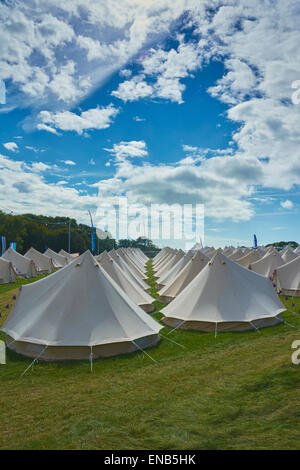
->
(59, 249, 78, 261)
(162, 253, 285, 332)
(44, 248, 68, 268)
(109, 250, 150, 291)
(155, 251, 184, 278)
(158, 251, 209, 304)
(156, 251, 194, 289)
(25, 247, 55, 274)
(97, 251, 154, 312)
(1, 251, 162, 361)
(249, 251, 285, 278)
(227, 248, 245, 261)
(0, 258, 17, 284)
(2, 247, 37, 279)
(117, 249, 147, 280)
(235, 249, 262, 268)
(281, 247, 298, 264)
(274, 256, 300, 297)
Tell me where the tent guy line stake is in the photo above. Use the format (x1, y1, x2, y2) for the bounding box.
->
(276, 316, 296, 329)
(250, 322, 261, 333)
(159, 333, 186, 349)
(20, 345, 48, 377)
(132, 341, 158, 364)
(166, 320, 186, 335)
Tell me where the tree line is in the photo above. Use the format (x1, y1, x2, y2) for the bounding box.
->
(0, 211, 160, 256)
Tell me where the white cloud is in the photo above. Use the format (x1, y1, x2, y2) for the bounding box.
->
(112, 76, 153, 102)
(104, 140, 148, 162)
(0, 153, 99, 223)
(112, 36, 200, 104)
(38, 105, 119, 135)
(3, 142, 18, 152)
(281, 200, 294, 209)
(61, 160, 76, 166)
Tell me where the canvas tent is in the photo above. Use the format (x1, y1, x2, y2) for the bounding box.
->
(44, 248, 68, 268)
(0, 258, 17, 284)
(162, 253, 285, 332)
(156, 251, 194, 289)
(2, 247, 37, 279)
(281, 247, 298, 264)
(249, 251, 285, 278)
(109, 250, 150, 291)
(1, 251, 162, 361)
(59, 249, 78, 261)
(274, 256, 300, 297)
(158, 251, 209, 303)
(97, 251, 154, 312)
(25, 247, 55, 274)
(235, 249, 262, 268)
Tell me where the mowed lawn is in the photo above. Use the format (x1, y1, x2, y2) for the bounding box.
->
(0, 261, 300, 450)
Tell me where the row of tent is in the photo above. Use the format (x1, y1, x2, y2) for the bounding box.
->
(1, 243, 298, 362)
(1, 248, 162, 361)
(154, 245, 300, 301)
(0, 247, 79, 283)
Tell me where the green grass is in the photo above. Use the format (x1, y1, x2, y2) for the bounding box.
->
(0, 260, 300, 449)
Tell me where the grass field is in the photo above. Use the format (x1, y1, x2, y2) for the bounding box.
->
(0, 260, 300, 450)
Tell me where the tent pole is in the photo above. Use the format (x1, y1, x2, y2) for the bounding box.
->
(214, 323, 218, 338)
(90, 346, 94, 373)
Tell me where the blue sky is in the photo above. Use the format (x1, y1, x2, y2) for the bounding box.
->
(0, 0, 299, 248)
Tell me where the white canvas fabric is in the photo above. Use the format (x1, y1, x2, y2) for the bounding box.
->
(281, 247, 298, 264)
(124, 248, 146, 272)
(153, 249, 173, 270)
(274, 256, 300, 296)
(294, 246, 300, 254)
(155, 251, 184, 278)
(162, 253, 285, 332)
(227, 248, 245, 261)
(25, 247, 55, 274)
(1, 251, 162, 360)
(249, 251, 285, 278)
(44, 248, 68, 268)
(97, 251, 154, 312)
(158, 251, 210, 303)
(117, 249, 147, 279)
(109, 250, 150, 291)
(235, 249, 262, 268)
(2, 247, 37, 279)
(0, 258, 16, 284)
(156, 252, 194, 288)
(59, 249, 78, 261)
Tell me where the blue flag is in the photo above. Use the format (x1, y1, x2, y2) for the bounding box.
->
(1, 236, 6, 255)
(254, 234, 258, 248)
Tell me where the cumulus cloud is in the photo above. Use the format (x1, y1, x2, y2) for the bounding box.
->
(104, 141, 148, 162)
(61, 160, 76, 166)
(38, 105, 119, 135)
(3, 142, 18, 152)
(281, 200, 294, 209)
(112, 37, 200, 103)
(0, 153, 99, 222)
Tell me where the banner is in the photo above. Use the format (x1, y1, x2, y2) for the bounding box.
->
(10, 242, 16, 250)
(254, 234, 258, 249)
(1, 236, 6, 255)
